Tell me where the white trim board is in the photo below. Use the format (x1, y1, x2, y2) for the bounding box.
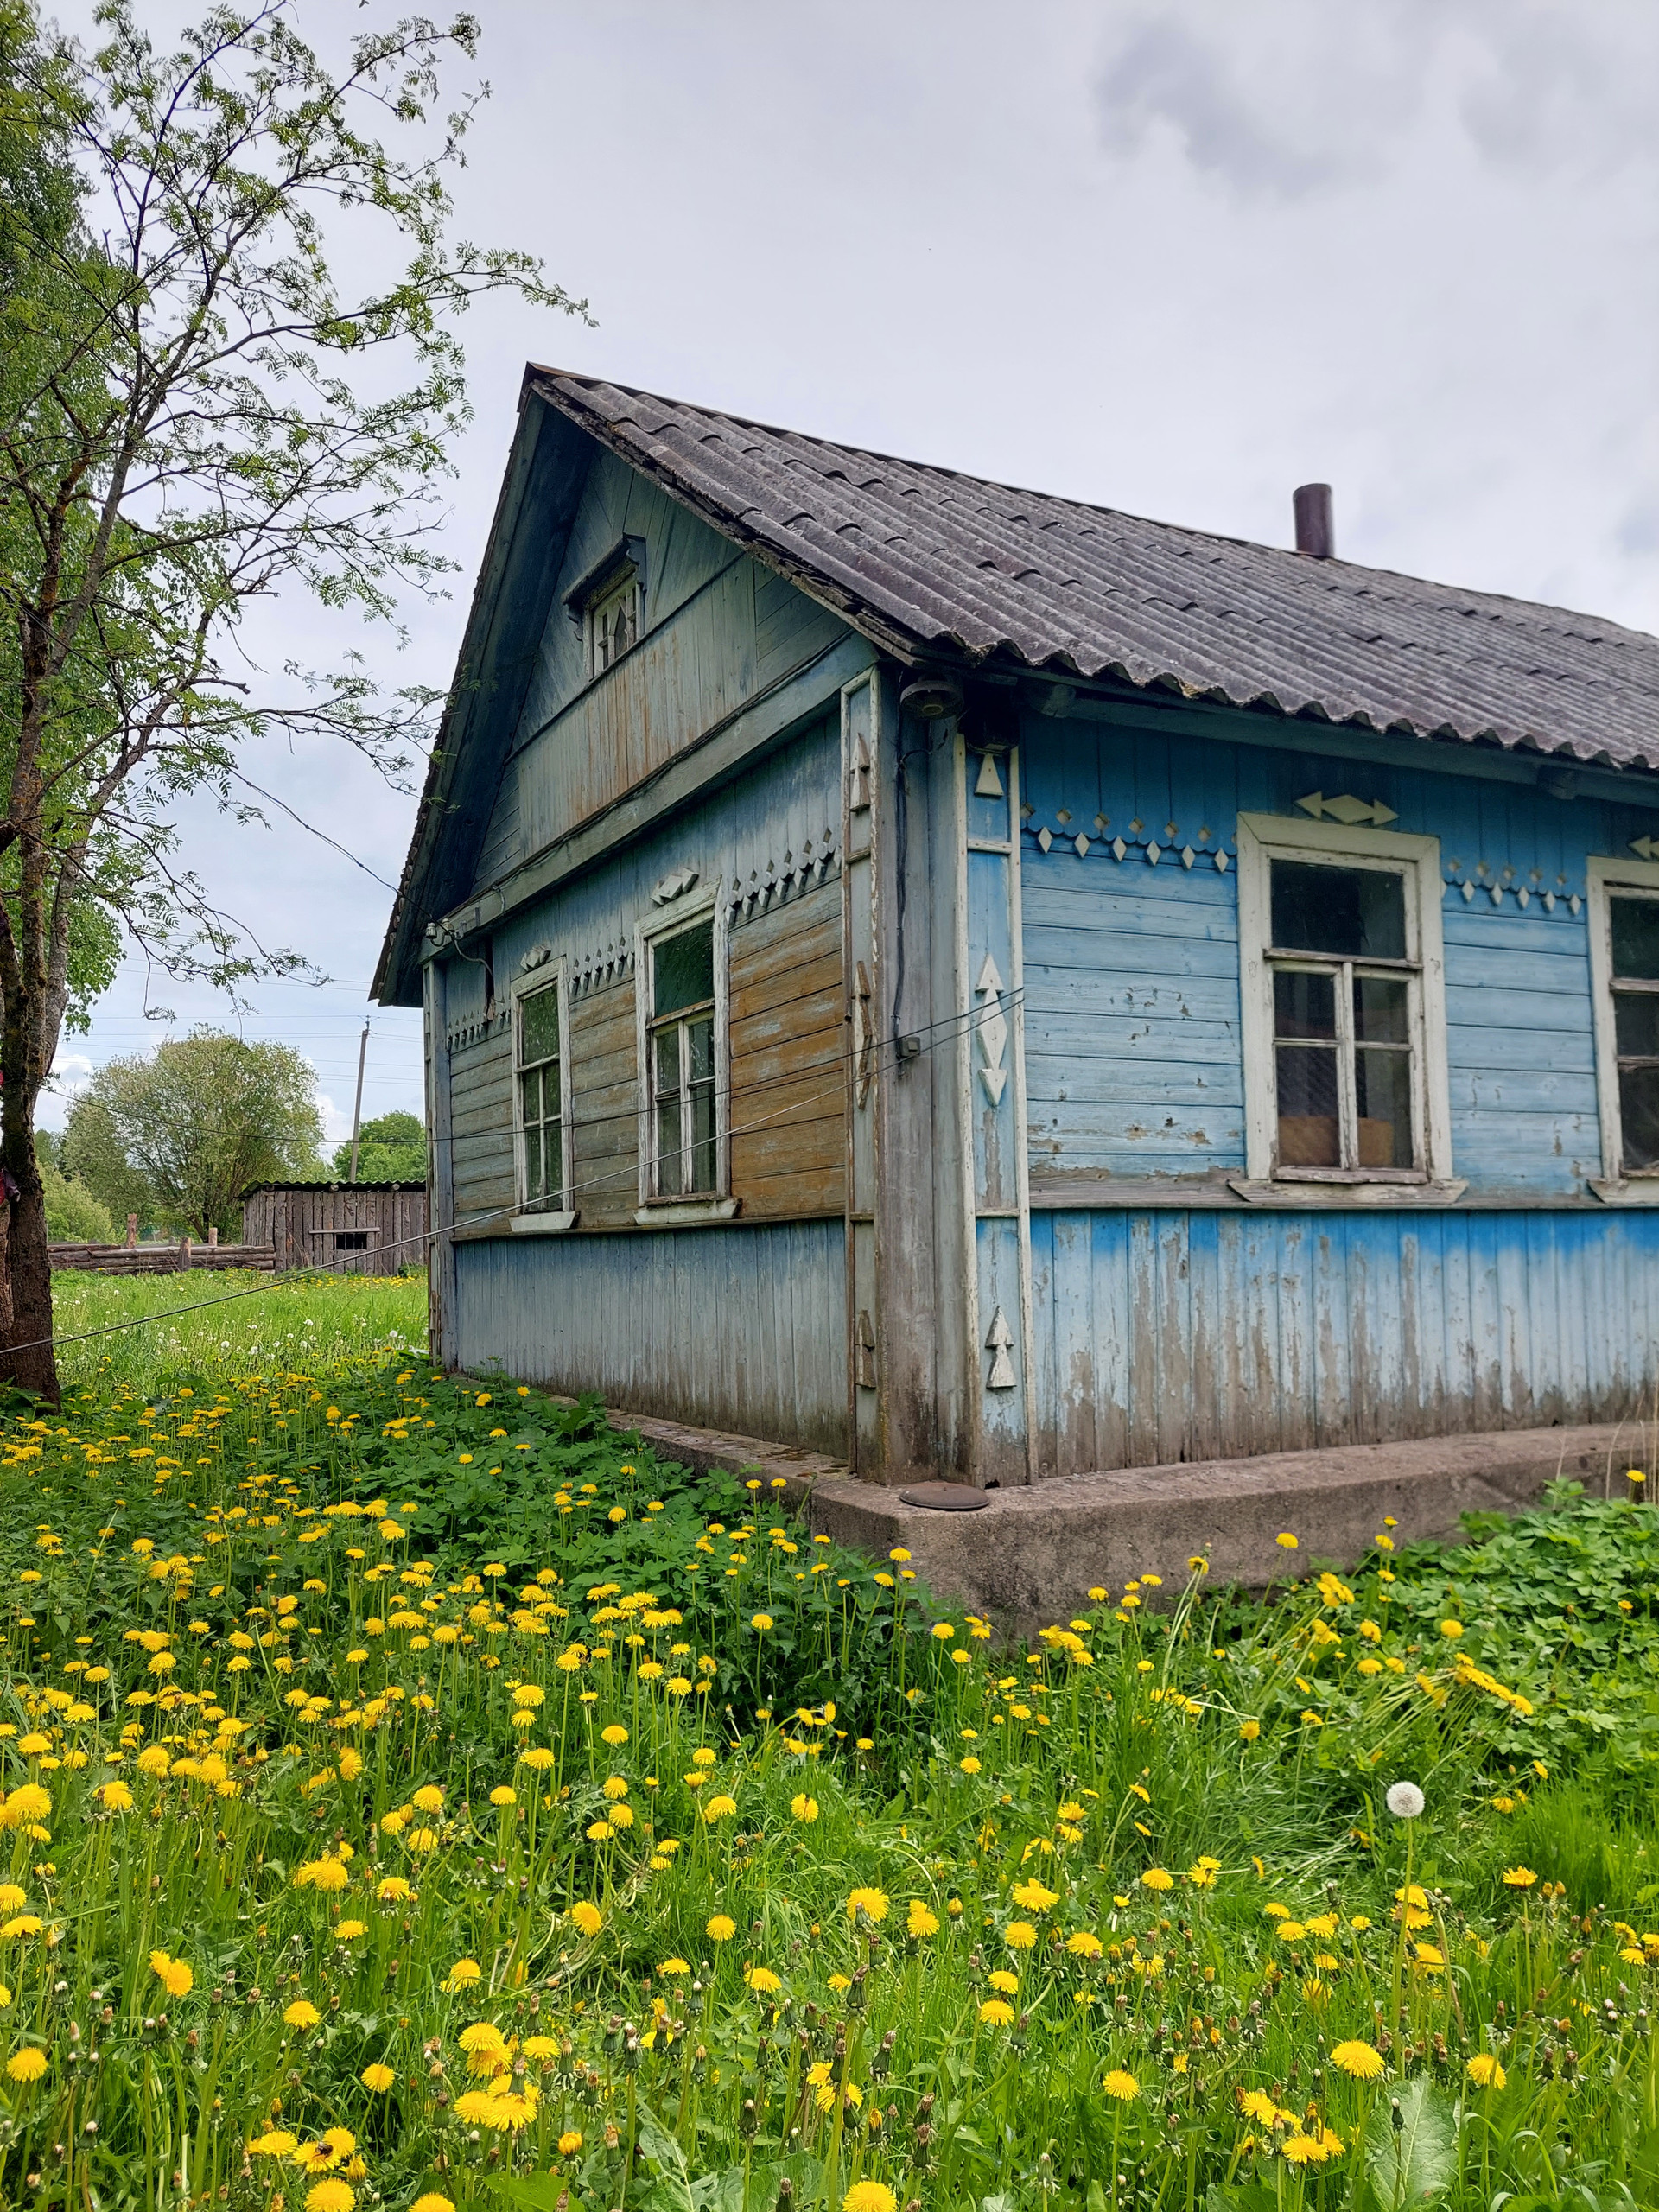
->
(1236, 811, 1452, 1187)
(1586, 854, 1659, 1188)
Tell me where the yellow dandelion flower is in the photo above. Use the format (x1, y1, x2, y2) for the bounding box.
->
(1466, 2054, 1506, 2089)
(1102, 2069, 1139, 2101)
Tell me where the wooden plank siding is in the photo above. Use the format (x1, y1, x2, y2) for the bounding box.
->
(474, 447, 850, 888)
(1019, 705, 1625, 1195)
(1030, 1203, 1659, 1474)
(451, 1220, 848, 1454)
(243, 1185, 429, 1275)
(449, 1027, 514, 1239)
(728, 880, 845, 1218)
(568, 981, 638, 1228)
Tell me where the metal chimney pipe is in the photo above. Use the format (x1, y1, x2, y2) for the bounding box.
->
(1294, 482, 1334, 559)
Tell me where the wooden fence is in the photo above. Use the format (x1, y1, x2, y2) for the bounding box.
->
(48, 1241, 276, 1274)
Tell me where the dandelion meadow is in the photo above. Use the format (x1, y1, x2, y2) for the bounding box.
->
(0, 1294, 1653, 2209)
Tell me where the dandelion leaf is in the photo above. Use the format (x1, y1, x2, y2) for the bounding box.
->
(633, 2105, 696, 2212)
(1364, 2078, 1457, 2209)
(486, 2178, 573, 2212)
(1203, 2184, 1277, 2212)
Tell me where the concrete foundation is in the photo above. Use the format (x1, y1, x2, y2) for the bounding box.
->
(601, 1407, 1652, 1634)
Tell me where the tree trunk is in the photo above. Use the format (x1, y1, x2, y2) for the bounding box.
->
(0, 1065, 60, 1403)
(3, 1175, 58, 1403)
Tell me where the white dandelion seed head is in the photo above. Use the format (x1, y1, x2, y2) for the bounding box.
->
(1385, 1781, 1425, 1820)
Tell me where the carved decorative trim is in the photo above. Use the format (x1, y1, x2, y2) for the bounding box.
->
(725, 832, 840, 928)
(1021, 814, 1234, 872)
(650, 867, 700, 906)
(1295, 791, 1398, 826)
(444, 1008, 510, 1053)
(1441, 858, 1582, 914)
(567, 941, 637, 1000)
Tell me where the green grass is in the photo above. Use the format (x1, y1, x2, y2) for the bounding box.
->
(48, 1265, 428, 1392)
(0, 1287, 1649, 2210)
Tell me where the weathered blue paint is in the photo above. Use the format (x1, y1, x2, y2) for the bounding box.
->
(1030, 1203, 1659, 1473)
(453, 1219, 849, 1454)
(397, 391, 1659, 1484)
(1020, 706, 1620, 1194)
(442, 721, 842, 1038)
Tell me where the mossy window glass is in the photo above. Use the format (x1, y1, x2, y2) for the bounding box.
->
(650, 921, 716, 1197)
(518, 982, 563, 1208)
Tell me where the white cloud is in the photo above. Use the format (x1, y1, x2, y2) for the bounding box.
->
(1092, 0, 1659, 202)
(315, 1092, 354, 1145)
(37, 1052, 94, 1131)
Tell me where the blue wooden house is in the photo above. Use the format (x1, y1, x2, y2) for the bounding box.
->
(374, 368, 1659, 1489)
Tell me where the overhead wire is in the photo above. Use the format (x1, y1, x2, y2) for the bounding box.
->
(9, 987, 1022, 1362)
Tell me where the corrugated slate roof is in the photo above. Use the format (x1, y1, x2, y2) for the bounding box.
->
(530, 365, 1659, 772)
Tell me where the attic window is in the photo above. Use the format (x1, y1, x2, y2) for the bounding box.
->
(565, 536, 646, 681)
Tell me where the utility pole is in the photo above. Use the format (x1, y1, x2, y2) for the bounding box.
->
(348, 1020, 370, 1185)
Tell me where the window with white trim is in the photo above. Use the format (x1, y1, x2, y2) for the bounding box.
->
(1237, 814, 1452, 1185)
(647, 917, 719, 1198)
(1586, 856, 1659, 1181)
(513, 970, 569, 1211)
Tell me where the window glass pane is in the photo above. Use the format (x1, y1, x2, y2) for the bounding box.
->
(654, 924, 715, 1016)
(1619, 1065, 1659, 1169)
(519, 1068, 542, 1132)
(1274, 969, 1336, 1039)
(1275, 1044, 1340, 1166)
(524, 1123, 543, 1203)
(1615, 990, 1659, 1058)
(655, 1096, 683, 1196)
(654, 1026, 681, 1097)
(542, 1117, 561, 1206)
(1611, 896, 1659, 981)
(1271, 861, 1406, 959)
(1355, 1047, 1414, 1167)
(1353, 974, 1410, 1043)
(520, 986, 560, 1066)
(688, 1014, 715, 1084)
(690, 1073, 716, 1193)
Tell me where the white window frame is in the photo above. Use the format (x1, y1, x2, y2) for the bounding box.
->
(1586, 854, 1659, 1194)
(633, 885, 736, 1225)
(509, 960, 575, 1233)
(1236, 812, 1454, 1188)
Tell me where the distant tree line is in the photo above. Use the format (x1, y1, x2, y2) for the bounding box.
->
(38, 1033, 424, 1244)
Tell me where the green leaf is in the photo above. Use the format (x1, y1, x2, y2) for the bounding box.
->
(689, 2171, 748, 2212)
(634, 2102, 696, 2212)
(1364, 2078, 1457, 2209)
(486, 2177, 571, 2212)
(1203, 2185, 1277, 2212)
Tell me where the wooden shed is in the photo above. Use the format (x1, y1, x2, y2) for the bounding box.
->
(241, 1183, 428, 1277)
(372, 365, 1659, 1488)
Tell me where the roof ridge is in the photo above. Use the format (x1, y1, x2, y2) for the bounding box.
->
(524, 363, 1656, 643)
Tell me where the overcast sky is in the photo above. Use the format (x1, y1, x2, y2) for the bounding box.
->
(42, 0, 1659, 1138)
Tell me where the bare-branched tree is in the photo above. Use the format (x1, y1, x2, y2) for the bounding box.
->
(0, 0, 581, 1397)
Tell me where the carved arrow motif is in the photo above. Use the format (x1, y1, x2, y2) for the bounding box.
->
(1296, 791, 1399, 827)
(976, 952, 1008, 1105)
(985, 1306, 1016, 1390)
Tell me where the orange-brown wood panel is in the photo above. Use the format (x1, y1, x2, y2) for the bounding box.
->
(569, 982, 639, 1227)
(728, 881, 845, 1218)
